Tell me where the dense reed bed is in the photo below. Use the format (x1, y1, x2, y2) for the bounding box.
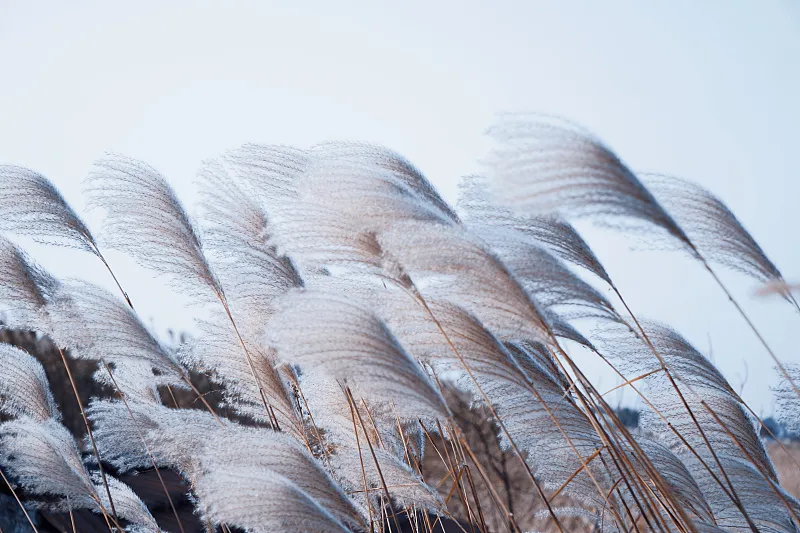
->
(0, 115, 797, 533)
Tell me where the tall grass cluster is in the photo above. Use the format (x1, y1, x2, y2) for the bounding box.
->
(0, 115, 798, 533)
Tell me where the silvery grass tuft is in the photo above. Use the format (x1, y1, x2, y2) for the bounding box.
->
(0, 115, 797, 533)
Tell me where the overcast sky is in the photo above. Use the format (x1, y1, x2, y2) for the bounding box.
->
(1, 1, 798, 414)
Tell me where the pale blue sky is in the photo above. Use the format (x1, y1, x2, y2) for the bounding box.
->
(0, 1, 798, 414)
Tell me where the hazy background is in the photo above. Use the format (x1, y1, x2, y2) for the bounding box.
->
(0, 1, 798, 414)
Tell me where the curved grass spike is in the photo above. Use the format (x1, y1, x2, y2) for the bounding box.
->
(458, 174, 612, 285)
(643, 173, 800, 313)
(484, 114, 800, 399)
(546, 350, 686, 532)
(0, 165, 132, 307)
(54, 281, 223, 423)
(0, 239, 227, 529)
(0, 238, 119, 522)
(376, 225, 675, 531)
(379, 221, 710, 529)
(228, 139, 694, 530)
(593, 337, 800, 531)
(223, 143, 578, 527)
(535, 317, 747, 532)
(482, 118, 797, 527)
(193, 159, 305, 433)
(85, 154, 282, 428)
(0, 166, 224, 426)
(596, 321, 800, 531)
(604, 314, 765, 531)
(543, 343, 704, 533)
(459, 172, 796, 529)
(0, 165, 229, 428)
(0, 354, 162, 532)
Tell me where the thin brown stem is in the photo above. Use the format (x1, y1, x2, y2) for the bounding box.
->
(452, 426, 521, 533)
(410, 292, 566, 533)
(346, 386, 404, 533)
(348, 390, 375, 533)
(435, 421, 476, 533)
(102, 361, 187, 533)
(287, 372, 327, 459)
(602, 369, 664, 396)
(56, 347, 117, 521)
(0, 466, 39, 533)
(549, 342, 698, 533)
(68, 498, 77, 533)
(701, 400, 800, 529)
(95, 250, 133, 309)
(699, 258, 800, 399)
(218, 294, 277, 426)
(455, 446, 489, 533)
(611, 285, 760, 532)
(551, 446, 605, 499)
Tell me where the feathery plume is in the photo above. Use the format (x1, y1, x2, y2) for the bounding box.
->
(48, 280, 183, 383)
(88, 400, 218, 475)
(191, 159, 303, 429)
(633, 435, 713, 522)
(0, 344, 60, 422)
(225, 142, 454, 277)
(330, 445, 443, 512)
(89, 400, 362, 527)
(458, 174, 612, 284)
(268, 290, 448, 421)
(501, 343, 610, 506)
(196, 158, 303, 304)
(484, 114, 689, 242)
(202, 426, 363, 527)
(0, 236, 60, 331)
(94, 474, 161, 533)
(687, 454, 800, 533)
(85, 154, 221, 298)
(595, 320, 798, 530)
(0, 417, 97, 509)
(644, 173, 796, 305)
(1, 416, 159, 530)
(378, 221, 552, 344)
(223, 143, 309, 201)
(0, 166, 98, 252)
(86, 154, 279, 423)
(475, 228, 618, 321)
(180, 314, 299, 430)
(312, 141, 459, 223)
(597, 320, 776, 478)
(194, 468, 351, 533)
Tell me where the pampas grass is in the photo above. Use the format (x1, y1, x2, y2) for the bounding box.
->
(0, 116, 797, 533)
